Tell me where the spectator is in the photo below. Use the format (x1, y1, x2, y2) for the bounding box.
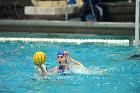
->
(80, 0, 103, 21)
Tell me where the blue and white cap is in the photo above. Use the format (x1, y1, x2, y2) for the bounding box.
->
(57, 51, 64, 57)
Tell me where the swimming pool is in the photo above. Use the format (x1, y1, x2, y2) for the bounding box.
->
(0, 32, 139, 93)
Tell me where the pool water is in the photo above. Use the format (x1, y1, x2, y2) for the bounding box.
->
(0, 33, 140, 93)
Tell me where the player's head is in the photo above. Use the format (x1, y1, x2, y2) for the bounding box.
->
(57, 51, 67, 66)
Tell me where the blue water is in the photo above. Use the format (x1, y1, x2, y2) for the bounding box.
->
(0, 33, 140, 93)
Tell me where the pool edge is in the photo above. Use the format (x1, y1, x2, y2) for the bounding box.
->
(0, 20, 135, 35)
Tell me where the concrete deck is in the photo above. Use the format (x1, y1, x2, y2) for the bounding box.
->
(0, 20, 135, 35)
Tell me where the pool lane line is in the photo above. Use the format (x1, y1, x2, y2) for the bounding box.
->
(0, 37, 129, 45)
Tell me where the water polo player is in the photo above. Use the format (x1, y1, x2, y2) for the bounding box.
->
(50, 50, 84, 75)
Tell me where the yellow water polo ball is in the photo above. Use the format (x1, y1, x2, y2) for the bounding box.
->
(33, 51, 46, 65)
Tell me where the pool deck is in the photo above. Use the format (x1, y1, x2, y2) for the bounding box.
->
(0, 20, 135, 35)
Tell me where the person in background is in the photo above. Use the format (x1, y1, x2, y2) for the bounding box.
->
(80, 0, 103, 21)
(128, 48, 140, 59)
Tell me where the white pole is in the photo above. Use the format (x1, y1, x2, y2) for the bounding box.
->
(135, 0, 140, 45)
(65, 0, 68, 21)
